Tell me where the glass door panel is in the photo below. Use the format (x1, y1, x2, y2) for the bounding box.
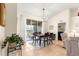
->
(27, 19, 31, 25)
(26, 19, 42, 41)
(32, 20, 37, 32)
(37, 21, 42, 32)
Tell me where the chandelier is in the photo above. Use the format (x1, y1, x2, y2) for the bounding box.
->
(42, 8, 46, 20)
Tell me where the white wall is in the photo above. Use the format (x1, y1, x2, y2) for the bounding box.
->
(5, 3, 17, 36)
(0, 26, 5, 44)
(70, 8, 79, 17)
(0, 26, 5, 55)
(69, 8, 79, 33)
(71, 16, 79, 33)
(17, 6, 45, 41)
(17, 14, 26, 40)
(46, 9, 70, 40)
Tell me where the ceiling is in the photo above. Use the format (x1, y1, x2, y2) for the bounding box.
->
(18, 3, 79, 20)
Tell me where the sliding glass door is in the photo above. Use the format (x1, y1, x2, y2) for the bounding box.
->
(31, 20, 37, 32)
(26, 19, 42, 40)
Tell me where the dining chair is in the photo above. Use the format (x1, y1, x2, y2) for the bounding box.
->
(32, 35, 39, 45)
(49, 33, 55, 44)
(61, 33, 68, 48)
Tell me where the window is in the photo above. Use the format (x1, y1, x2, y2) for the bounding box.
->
(27, 19, 31, 25)
(38, 21, 42, 27)
(37, 21, 42, 32)
(26, 19, 42, 37)
(31, 20, 37, 25)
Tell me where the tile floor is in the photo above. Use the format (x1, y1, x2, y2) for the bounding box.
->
(21, 40, 66, 56)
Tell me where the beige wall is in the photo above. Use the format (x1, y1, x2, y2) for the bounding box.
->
(5, 3, 17, 36)
(0, 3, 17, 56)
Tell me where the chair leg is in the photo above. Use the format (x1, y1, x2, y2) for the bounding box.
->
(47, 41, 50, 45)
(49, 39, 53, 44)
(44, 40, 45, 47)
(32, 40, 34, 44)
(39, 40, 41, 47)
(37, 40, 39, 44)
(51, 40, 53, 44)
(47, 40, 49, 45)
(34, 40, 36, 45)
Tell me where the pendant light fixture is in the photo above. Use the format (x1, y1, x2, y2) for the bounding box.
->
(42, 8, 45, 20)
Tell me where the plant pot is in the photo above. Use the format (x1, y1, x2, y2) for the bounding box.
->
(9, 43, 17, 48)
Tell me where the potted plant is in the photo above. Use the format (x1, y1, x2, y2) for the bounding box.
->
(2, 34, 24, 48)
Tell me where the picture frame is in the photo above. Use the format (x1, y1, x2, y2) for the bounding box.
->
(0, 3, 6, 27)
(49, 25, 54, 30)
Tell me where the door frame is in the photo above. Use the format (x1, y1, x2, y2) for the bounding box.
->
(58, 22, 66, 40)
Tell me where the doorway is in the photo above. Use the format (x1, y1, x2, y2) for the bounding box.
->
(58, 23, 66, 41)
